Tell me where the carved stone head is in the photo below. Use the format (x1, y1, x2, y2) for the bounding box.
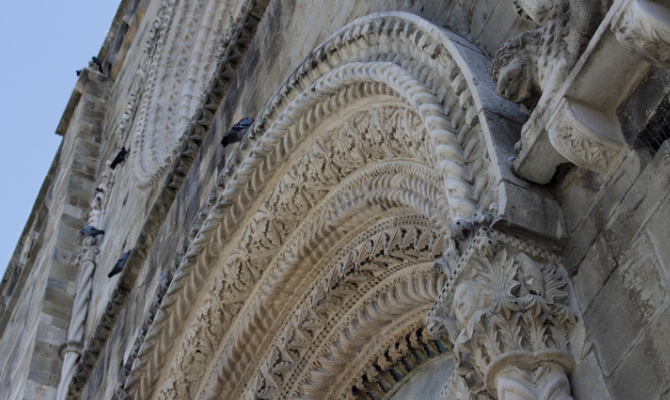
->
(491, 31, 542, 109)
(452, 280, 483, 328)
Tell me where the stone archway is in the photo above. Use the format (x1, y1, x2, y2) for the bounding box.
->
(117, 12, 526, 400)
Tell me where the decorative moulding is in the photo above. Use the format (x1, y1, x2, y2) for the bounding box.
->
(548, 98, 626, 175)
(130, 0, 229, 188)
(613, 0, 670, 69)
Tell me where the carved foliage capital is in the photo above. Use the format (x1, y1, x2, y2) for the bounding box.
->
(428, 229, 576, 400)
(613, 0, 670, 69)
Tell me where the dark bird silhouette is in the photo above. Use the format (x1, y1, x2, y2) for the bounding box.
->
(76, 69, 83, 77)
(79, 225, 105, 238)
(108, 250, 132, 278)
(221, 118, 254, 147)
(92, 56, 104, 74)
(110, 147, 129, 169)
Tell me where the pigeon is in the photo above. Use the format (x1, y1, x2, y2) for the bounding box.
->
(110, 147, 129, 169)
(221, 118, 254, 147)
(92, 56, 104, 74)
(79, 225, 105, 238)
(108, 250, 132, 278)
(76, 69, 83, 77)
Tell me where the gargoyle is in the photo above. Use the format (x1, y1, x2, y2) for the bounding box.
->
(492, 0, 611, 113)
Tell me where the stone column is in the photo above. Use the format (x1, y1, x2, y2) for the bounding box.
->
(427, 225, 576, 400)
(56, 235, 101, 400)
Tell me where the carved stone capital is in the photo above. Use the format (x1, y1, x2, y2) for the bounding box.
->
(548, 98, 626, 175)
(613, 0, 670, 69)
(59, 340, 84, 359)
(428, 229, 576, 400)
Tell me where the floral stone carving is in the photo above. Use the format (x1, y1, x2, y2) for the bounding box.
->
(613, 0, 670, 70)
(428, 228, 577, 400)
(548, 99, 626, 175)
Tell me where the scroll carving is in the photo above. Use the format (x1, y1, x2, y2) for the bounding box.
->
(613, 0, 670, 69)
(428, 229, 577, 400)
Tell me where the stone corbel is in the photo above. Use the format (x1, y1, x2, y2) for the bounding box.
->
(547, 98, 627, 175)
(427, 228, 577, 400)
(613, 0, 670, 69)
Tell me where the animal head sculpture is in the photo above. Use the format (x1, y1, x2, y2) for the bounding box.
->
(491, 30, 543, 110)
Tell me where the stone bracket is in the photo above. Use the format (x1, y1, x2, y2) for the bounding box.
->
(547, 98, 627, 175)
(513, 0, 651, 183)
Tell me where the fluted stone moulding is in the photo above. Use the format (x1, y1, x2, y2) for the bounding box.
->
(613, 0, 670, 69)
(130, 0, 230, 188)
(548, 99, 626, 175)
(428, 228, 577, 400)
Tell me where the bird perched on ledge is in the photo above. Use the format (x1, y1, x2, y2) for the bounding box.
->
(221, 118, 254, 147)
(91, 56, 104, 74)
(108, 250, 132, 278)
(79, 225, 105, 238)
(110, 147, 129, 169)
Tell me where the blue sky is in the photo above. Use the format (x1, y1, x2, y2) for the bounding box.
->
(0, 2, 122, 275)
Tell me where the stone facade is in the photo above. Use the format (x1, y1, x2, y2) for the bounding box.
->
(1, 1, 670, 399)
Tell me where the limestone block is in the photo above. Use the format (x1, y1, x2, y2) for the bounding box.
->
(570, 352, 612, 400)
(602, 143, 670, 264)
(645, 195, 670, 283)
(584, 234, 667, 375)
(608, 304, 670, 400)
(572, 236, 618, 312)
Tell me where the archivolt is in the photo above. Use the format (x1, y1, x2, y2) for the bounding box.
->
(130, 0, 242, 187)
(121, 12, 510, 400)
(291, 268, 444, 400)
(180, 162, 446, 400)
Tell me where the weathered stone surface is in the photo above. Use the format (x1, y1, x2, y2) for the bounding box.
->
(572, 236, 617, 312)
(584, 234, 667, 375)
(570, 351, 612, 400)
(608, 304, 670, 400)
(3, 2, 670, 400)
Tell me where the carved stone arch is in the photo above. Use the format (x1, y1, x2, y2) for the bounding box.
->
(119, 11, 527, 400)
(193, 164, 447, 400)
(295, 268, 446, 400)
(342, 322, 454, 400)
(242, 224, 447, 400)
(129, 0, 242, 188)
